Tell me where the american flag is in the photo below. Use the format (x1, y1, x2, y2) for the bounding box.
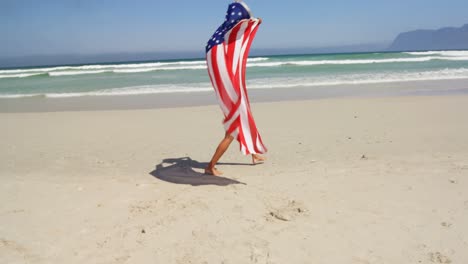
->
(206, 2, 267, 155)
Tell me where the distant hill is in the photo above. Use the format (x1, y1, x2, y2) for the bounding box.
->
(388, 23, 468, 51)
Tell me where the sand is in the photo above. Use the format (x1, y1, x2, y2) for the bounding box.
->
(1, 95, 468, 263)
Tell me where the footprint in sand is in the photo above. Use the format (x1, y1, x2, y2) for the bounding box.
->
(114, 255, 131, 263)
(453, 162, 468, 170)
(267, 200, 307, 222)
(429, 252, 452, 264)
(448, 178, 458, 184)
(248, 240, 271, 264)
(129, 200, 159, 214)
(441, 222, 452, 228)
(0, 238, 40, 262)
(352, 256, 372, 264)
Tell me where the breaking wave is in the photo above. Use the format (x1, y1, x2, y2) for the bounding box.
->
(2, 67, 467, 98)
(1, 51, 468, 79)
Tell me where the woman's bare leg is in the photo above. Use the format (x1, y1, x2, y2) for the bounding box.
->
(205, 132, 234, 176)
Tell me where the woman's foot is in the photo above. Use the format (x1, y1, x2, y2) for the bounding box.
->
(252, 154, 266, 165)
(204, 167, 223, 176)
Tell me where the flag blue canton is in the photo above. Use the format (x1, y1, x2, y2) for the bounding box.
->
(206, 3, 251, 53)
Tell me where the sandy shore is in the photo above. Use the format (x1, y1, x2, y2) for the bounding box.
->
(1, 95, 468, 263)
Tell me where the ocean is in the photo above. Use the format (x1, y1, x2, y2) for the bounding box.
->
(1, 50, 468, 98)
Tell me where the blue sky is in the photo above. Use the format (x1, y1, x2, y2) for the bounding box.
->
(1, 0, 468, 57)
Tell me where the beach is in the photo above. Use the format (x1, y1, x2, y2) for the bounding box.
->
(1, 92, 468, 263)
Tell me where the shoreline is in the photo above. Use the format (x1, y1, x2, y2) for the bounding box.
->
(1, 79, 468, 113)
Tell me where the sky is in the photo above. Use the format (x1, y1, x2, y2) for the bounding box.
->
(1, 0, 468, 58)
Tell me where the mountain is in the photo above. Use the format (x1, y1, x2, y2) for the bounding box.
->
(388, 23, 468, 51)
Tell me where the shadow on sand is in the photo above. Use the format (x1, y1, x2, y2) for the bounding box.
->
(149, 157, 248, 186)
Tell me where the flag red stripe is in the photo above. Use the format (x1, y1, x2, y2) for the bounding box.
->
(209, 46, 233, 113)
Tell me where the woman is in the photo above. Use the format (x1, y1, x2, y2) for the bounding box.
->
(205, 0, 267, 176)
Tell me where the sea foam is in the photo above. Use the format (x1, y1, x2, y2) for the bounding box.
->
(2, 67, 467, 98)
(2, 53, 468, 79)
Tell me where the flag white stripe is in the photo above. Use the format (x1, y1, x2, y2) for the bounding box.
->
(206, 49, 230, 116)
(216, 46, 239, 104)
(232, 22, 248, 75)
(237, 27, 256, 153)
